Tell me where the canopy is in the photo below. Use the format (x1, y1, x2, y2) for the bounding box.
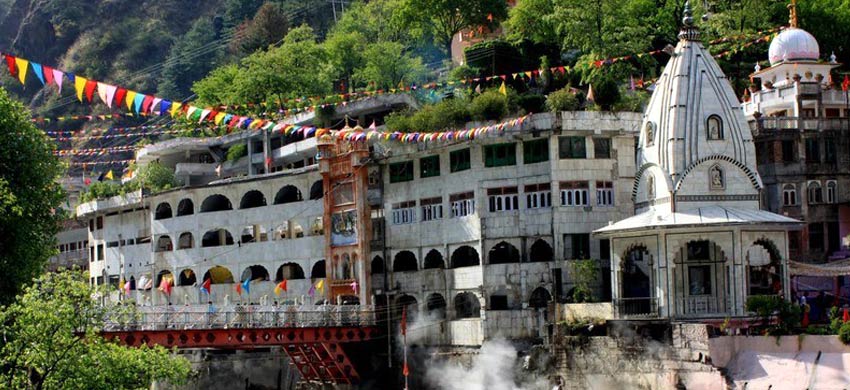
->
(789, 258, 850, 277)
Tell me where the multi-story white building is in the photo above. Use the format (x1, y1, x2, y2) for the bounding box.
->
(76, 107, 642, 345)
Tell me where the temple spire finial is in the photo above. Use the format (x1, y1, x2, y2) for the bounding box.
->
(789, 0, 799, 28)
(678, 1, 701, 41)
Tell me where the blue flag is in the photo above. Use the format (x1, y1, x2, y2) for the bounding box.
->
(241, 279, 251, 294)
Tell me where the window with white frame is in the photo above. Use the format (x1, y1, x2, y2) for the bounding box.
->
(420, 197, 443, 221)
(391, 201, 416, 224)
(450, 192, 475, 217)
(488, 187, 519, 212)
(808, 181, 823, 204)
(560, 181, 589, 206)
(596, 181, 614, 206)
(525, 183, 552, 209)
(783, 184, 797, 206)
(826, 180, 837, 204)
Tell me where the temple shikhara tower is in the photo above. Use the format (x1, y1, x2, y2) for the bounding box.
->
(596, 2, 800, 319)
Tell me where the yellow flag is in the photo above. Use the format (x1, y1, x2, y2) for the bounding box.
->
(14, 57, 28, 84)
(499, 81, 507, 96)
(170, 102, 183, 117)
(104, 170, 114, 180)
(75, 76, 88, 102)
(125, 90, 137, 111)
(315, 279, 324, 292)
(214, 112, 226, 125)
(118, 278, 125, 291)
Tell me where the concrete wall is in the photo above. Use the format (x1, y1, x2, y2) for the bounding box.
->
(709, 334, 850, 368)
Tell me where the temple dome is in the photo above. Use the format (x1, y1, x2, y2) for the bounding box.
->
(768, 28, 819, 66)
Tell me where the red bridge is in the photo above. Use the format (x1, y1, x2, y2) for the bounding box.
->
(102, 305, 382, 385)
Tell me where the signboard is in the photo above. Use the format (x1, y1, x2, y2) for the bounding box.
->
(331, 210, 357, 247)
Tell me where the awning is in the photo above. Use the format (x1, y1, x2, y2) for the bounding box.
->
(789, 259, 850, 277)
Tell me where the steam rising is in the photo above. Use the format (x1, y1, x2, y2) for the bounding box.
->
(424, 339, 550, 390)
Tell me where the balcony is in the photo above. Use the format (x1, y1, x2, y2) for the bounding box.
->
(174, 162, 217, 177)
(748, 117, 850, 136)
(615, 297, 659, 319)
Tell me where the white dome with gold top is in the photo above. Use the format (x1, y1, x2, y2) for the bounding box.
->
(768, 27, 819, 65)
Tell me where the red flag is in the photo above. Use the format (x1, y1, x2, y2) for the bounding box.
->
(114, 88, 127, 107)
(843, 307, 849, 323)
(401, 307, 407, 336)
(235, 282, 242, 295)
(43, 65, 54, 85)
(843, 75, 850, 92)
(201, 278, 211, 294)
(84, 79, 97, 102)
(142, 95, 155, 113)
(4, 54, 16, 76)
(403, 361, 409, 376)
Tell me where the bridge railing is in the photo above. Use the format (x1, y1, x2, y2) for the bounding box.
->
(102, 304, 376, 331)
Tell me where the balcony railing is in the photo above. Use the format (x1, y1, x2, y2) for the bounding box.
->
(102, 304, 377, 331)
(678, 296, 722, 317)
(615, 297, 658, 318)
(749, 117, 850, 134)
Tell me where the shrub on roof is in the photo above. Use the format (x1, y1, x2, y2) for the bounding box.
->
(470, 90, 508, 121)
(546, 87, 580, 112)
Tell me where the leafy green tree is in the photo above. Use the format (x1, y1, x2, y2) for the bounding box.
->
(402, 0, 508, 54)
(0, 271, 192, 389)
(504, 0, 559, 46)
(158, 17, 225, 99)
(0, 86, 64, 305)
(192, 64, 241, 106)
(331, 0, 425, 48)
(353, 41, 426, 91)
(223, 0, 265, 30)
(325, 31, 367, 91)
(134, 161, 178, 194)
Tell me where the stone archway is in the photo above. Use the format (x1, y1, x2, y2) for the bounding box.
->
(746, 238, 783, 297)
(672, 240, 729, 317)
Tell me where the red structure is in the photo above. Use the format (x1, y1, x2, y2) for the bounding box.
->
(104, 324, 380, 384)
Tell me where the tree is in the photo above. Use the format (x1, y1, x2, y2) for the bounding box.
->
(504, 0, 559, 47)
(353, 41, 427, 91)
(233, 2, 290, 56)
(402, 0, 508, 54)
(324, 30, 367, 92)
(0, 271, 192, 389)
(331, 0, 424, 48)
(158, 17, 225, 99)
(0, 86, 64, 305)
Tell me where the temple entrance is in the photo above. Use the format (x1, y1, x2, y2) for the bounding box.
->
(673, 240, 728, 317)
(619, 246, 654, 316)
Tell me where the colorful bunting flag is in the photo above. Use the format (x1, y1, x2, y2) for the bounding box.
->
(274, 280, 287, 296)
(74, 76, 88, 102)
(31, 62, 44, 85)
(14, 57, 28, 84)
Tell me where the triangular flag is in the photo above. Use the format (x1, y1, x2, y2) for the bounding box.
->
(125, 90, 137, 111)
(104, 170, 114, 180)
(84, 79, 97, 102)
(43, 65, 54, 85)
(401, 307, 407, 336)
(30, 62, 45, 85)
(200, 278, 211, 294)
(74, 76, 88, 102)
(151, 97, 162, 114)
(14, 57, 28, 84)
(274, 280, 287, 296)
(315, 279, 324, 292)
(235, 282, 242, 295)
(114, 88, 127, 107)
(141, 95, 154, 113)
(97, 82, 111, 106)
(498, 80, 507, 96)
(4, 55, 15, 76)
(587, 85, 595, 102)
(160, 100, 172, 116)
(133, 93, 145, 113)
(105, 85, 117, 108)
(51, 68, 64, 93)
(241, 279, 251, 295)
(170, 102, 183, 117)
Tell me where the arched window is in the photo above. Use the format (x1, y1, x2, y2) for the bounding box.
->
(827, 180, 837, 204)
(311, 260, 326, 278)
(177, 232, 194, 250)
(454, 292, 480, 319)
(309, 180, 324, 200)
(706, 115, 723, 140)
(203, 266, 234, 284)
(529, 287, 552, 308)
(200, 194, 232, 213)
(178, 269, 197, 286)
(423, 249, 445, 269)
(783, 184, 797, 206)
(529, 239, 553, 262)
(201, 229, 234, 247)
(488, 241, 520, 264)
(451, 246, 480, 268)
(393, 251, 418, 272)
(276, 263, 305, 281)
(274, 185, 302, 204)
(371, 256, 385, 274)
(808, 181, 823, 204)
(155, 270, 173, 288)
(241, 265, 270, 282)
(426, 293, 447, 319)
(154, 235, 173, 252)
(154, 202, 172, 220)
(240, 190, 267, 209)
(176, 198, 194, 216)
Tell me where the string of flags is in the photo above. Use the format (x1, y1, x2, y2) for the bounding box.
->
(64, 159, 134, 167)
(31, 112, 155, 124)
(53, 145, 136, 156)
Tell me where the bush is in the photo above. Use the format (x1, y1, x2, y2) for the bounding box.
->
(470, 90, 508, 121)
(384, 110, 413, 132)
(449, 64, 481, 81)
(840, 322, 850, 345)
(613, 90, 650, 112)
(385, 99, 471, 132)
(546, 87, 580, 112)
(135, 161, 178, 194)
(591, 77, 621, 110)
(745, 295, 801, 335)
(80, 182, 123, 202)
(517, 93, 546, 114)
(226, 144, 248, 162)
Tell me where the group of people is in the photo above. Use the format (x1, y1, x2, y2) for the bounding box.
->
(794, 290, 848, 326)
